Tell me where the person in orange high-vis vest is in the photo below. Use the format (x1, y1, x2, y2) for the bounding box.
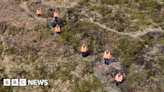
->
(55, 24, 60, 34)
(81, 44, 87, 57)
(103, 49, 110, 65)
(36, 8, 41, 17)
(54, 10, 59, 22)
(115, 72, 123, 88)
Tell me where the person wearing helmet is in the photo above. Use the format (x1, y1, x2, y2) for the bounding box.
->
(103, 49, 110, 65)
(36, 8, 41, 17)
(81, 44, 87, 57)
(54, 10, 59, 22)
(115, 72, 123, 88)
(55, 24, 60, 34)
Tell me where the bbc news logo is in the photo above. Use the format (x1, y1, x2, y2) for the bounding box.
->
(3, 79, 48, 86)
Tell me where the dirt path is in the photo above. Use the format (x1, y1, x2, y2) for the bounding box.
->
(21, 1, 163, 40)
(80, 11, 164, 39)
(94, 67, 121, 92)
(42, 0, 79, 8)
(20, 0, 80, 21)
(95, 68, 110, 85)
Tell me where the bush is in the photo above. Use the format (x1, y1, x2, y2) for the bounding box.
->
(8, 26, 16, 35)
(153, 17, 162, 23)
(121, 56, 131, 68)
(0, 43, 3, 55)
(72, 75, 105, 92)
(104, 0, 117, 5)
(118, 37, 143, 57)
(5, 47, 16, 55)
(61, 26, 73, 42)
(122, 72, 148, 91)
(77, 0, 90, 7)
(90, 5, 112, 16)
(0, 22, 7, 34)
(29, 52, 39, 62)
(139, 0, 161, 11)
(117, 25, 125, 32)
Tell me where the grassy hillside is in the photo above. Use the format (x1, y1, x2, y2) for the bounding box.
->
(0, 0, 164, 92)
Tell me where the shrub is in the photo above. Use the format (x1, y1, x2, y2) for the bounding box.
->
(89, 5, 112, 16)
(121, 56, 131, 68)
(72, 75, 105, 92)
(117, 25, 125, 32)
(29, 52, 39, 62)
(0, 43, 3, 55)
(0, 68, 5, 73)
(104, 0, 117, 5)
(153, 17, 162, 23)
(0, 22, 7, 34)
(122, 72, 149, 91)
(5, 47, 16, 55)
(118, 37, 143, 57)
(139, 0, 161, 11)
(8, 26, 16, 35)
(61, 26, 73, 42)
(77, 0, 90, 7)
(128, 72, 147, 87)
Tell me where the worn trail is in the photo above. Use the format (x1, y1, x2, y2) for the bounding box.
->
(95, 68, 110, 86)
(21, 1, 163, 40)
(80, 11, 163, 39)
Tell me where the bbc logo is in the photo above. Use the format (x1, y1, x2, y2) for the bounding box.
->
(3, 79, 26, 86)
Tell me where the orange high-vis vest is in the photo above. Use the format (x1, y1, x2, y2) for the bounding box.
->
(36, 9, 41, 15)
(54, 12, 59, 17)
(55, 26, 60, 32)
(115, 74, 123, 82)
(81, 46, 87, 52)
(103, 51, 110, 59)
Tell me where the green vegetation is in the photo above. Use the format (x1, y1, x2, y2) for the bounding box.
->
(0, 0, 164, 91)
(8, 26, 16, 35)
(0, 68, 5, 74)
(141, 32, 164, 46)
(8, 27, 25, 35)
(72, 75, 105, 92)
(93, 0, 164, 32)
(118, 37, 143, 57)
(89, 5, 112, 16)
(4, 47, 16, 55)
(0, 42, 3, 55)
(0, 22, 7, 34)
(77, 0, 91, 7)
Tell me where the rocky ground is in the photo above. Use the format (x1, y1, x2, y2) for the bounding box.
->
(0, 0, 164, 92)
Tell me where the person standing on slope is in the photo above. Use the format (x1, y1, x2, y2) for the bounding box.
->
(103, 49, 110, 65)
(54, 10, 59, 22)
(115, 72, 123, 88)
(55, 24, 60, 34)
(81, 44, 87, 57)
(36, 8, 41, 17)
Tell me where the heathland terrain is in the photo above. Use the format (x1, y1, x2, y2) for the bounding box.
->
(0, 0, 164, 92)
